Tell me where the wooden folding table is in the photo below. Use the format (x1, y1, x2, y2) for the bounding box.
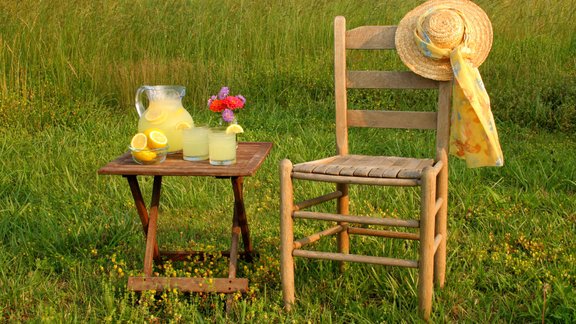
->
(98, 142, 272, 295)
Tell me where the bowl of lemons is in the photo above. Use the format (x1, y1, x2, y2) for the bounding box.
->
(129, 129, 169, 165)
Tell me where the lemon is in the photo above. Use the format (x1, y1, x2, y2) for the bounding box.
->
(133, 150, 157, 162)
(144, 108, 166, 123)
(147, 130, 168, 149)
(226, 124, 244, 134)
(176, 121, 192, 130)
(130, 133, 148, 149)
(143, 127, 162, 138)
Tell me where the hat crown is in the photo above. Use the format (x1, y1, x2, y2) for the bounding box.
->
(421, 9, 465, 50)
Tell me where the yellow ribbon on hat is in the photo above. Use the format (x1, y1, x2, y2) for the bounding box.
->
(414, 7, 504, 168)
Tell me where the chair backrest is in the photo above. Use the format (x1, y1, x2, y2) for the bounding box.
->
(334, 16, 452, 162)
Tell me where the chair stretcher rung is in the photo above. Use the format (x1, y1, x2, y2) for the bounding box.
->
(292, 172, 420, 186)
(294, 211, 420, 228)
(434, 197, 443, 216)
(347, 227, 419, 240)
(293, 249, 418, 268)
(295, 191, 343, 211)
(433, 234, 443, 253)
(293, 225, 346, 249)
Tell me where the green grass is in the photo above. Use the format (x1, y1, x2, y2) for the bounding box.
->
(1, 0, 575, 322)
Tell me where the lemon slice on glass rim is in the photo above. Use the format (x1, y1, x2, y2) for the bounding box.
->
(226, 124, 244, 134)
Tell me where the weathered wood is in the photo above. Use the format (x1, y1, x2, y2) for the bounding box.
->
(418, 169, 436, 320)
(100, 142, 272, 299)
(293, 250, 418, 268)
(292, 172, 420, 186)
(433, 234, 443, 254)
(143, 176, 162, 277)
(279, 159, 295, 310)
(336, 182, 350, 270)
(126, 175, 159, 260)
(435, 150, 449, 288)
(127, 277, 248, 293)
(231, 177, 252, 257)
(98, 142, 272, 177)
(294, 191, 342, 211)
(434, 197, 444, 218)
(345, 25, 397, 49)
(347, 110, 437, 130)
(335, 16, 349, 156)
(293, 156, 338, 173)
(294, 211, 420, 228)
(293, 225, 345, 249)
(347, 227, 419, 241)
(347, 71, 439, 89)
(279, 15, 452, 320)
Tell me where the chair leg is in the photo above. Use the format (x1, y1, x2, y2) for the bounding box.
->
(418, 170, 435, 321)
(336, 183, 349, 271)
(279, 159, 295, 310)
(434, 166, 448, 288)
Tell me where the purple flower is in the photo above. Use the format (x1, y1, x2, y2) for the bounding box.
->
(237, 94, 246, 104)
(217, 87, 229, 100)
(207, 95, 217, 107)
(221, 108, 235, 123)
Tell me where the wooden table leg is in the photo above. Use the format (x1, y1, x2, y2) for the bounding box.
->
(142, 175, 162, 276)
(125, 175, 160, 261)
(231, 176, 253, 260)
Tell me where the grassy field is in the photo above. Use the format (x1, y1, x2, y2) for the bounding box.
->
(1, 0, 575, 322)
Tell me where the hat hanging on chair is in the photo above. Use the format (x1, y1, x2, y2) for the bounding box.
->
(395, 0, 493, 81)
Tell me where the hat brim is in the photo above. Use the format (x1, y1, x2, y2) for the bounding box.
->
(395, 0, 493, 81)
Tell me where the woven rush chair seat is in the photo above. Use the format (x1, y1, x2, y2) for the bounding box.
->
(293, 155, 434, 180)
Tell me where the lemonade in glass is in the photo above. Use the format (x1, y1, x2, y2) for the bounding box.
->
(208, 127, 236, 165)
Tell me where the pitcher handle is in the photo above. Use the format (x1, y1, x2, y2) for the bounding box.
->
(135, 85, 149, 117)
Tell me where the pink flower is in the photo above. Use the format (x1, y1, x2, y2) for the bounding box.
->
(224, 96, 245, 110)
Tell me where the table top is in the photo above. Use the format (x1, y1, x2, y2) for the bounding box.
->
(98, 142, 273, 177)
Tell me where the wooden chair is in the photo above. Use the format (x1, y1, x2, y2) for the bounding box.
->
(279, 16, 452, 320)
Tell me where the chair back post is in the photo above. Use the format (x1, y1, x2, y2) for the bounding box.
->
(435, 81, 452, 161)
(334, 16, 348, 156)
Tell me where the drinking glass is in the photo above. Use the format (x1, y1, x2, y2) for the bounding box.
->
(182, 126, 209, 161)
(208, 127, 236, 165)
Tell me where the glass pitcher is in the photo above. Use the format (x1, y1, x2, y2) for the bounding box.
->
(135, 85, 194, 153)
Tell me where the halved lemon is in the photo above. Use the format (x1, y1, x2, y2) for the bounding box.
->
(130, 133, 148, 150)
(143, 127, 162, 138)
(144, 108, 166, 123)
(133, 150, 157, 162)
(147, 130, 168, 149)
(176, 121, 192, 130)
(226, 124, 244, 134)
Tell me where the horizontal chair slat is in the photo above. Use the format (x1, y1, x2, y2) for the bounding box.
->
(345, 25, 397, 49)
(347, 110, 437, 129)
(292, 172, 420, 186)
(347, 71, 439, 89)
(294, 211, 420, 228)
(294, 191, 343, 211)
(293, 249, 418, 268)
(293, 225, 345, 249)
(347, 227, 419, 240)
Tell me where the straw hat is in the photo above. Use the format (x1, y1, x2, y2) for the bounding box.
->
(395, 0, 493, 81)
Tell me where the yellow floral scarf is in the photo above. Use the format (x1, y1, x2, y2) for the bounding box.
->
(414, 7, 504, 168)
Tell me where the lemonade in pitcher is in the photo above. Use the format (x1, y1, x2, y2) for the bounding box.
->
(135, 85, 194, 153)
